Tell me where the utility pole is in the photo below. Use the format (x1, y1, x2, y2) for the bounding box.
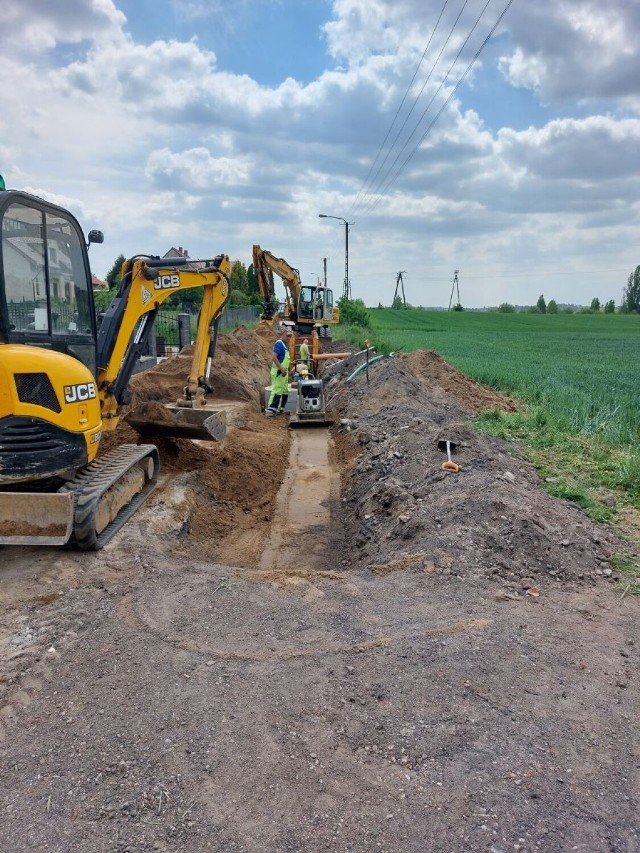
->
(448, 270, 461, 311)
(344, 220, 351, 301)
(393, 271, 407, 307)
(322, 257, 327, 287)
(318, 214, 351, 301)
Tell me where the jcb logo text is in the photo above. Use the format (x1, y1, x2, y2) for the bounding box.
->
(64, 383, 97, 403)
(154, 274, 180, 290)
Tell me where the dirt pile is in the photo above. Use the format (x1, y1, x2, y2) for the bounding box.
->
(154, 408, 290, 563)
(324, 349, 621, 590)
(129, 324, 274, 405)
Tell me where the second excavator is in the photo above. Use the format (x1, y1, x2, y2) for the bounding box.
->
(252, 245, 340, 338)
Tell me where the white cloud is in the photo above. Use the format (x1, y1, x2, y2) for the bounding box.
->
(0, 0, 125, 56)
(145, 147, 252, 189)
(499, 0, 640, 106)
(1, 0, 639, 308)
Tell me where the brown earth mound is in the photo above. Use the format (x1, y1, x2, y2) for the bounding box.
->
(323, 349, 622, 590)
(129, 325, 274, 405)
(96, 324, 289, 561)
(401, 349, 518, 414)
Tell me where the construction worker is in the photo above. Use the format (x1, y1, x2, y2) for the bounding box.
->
(299, 337, 310, 368)
(265, 328, 292, 416)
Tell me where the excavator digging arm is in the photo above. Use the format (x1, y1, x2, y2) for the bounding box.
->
(96, 254, 231, 429)
(252, 244, 300, 324)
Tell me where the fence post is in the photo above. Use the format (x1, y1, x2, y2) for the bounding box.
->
(178, 313, 191, 349)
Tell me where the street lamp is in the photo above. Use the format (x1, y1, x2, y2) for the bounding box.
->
(318, 214, 351, 301)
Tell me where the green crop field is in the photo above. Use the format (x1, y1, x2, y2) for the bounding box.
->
(368, 309, 640, 448)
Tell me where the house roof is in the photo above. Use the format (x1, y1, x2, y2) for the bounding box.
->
(91, 274, 108, 289)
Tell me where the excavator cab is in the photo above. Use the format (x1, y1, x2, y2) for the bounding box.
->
(0, 192, 101, 372)
(0, 191, 107, 482)
(296, 285, 335, 329)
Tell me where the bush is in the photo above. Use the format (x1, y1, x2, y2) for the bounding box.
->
(338, 297, 370, 328)
(93, 288, 115, 313)
(498, 303, 515, 313)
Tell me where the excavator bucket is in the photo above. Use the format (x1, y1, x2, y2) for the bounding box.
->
(0, 492, 74, 546)
(125, 404, 227, 442)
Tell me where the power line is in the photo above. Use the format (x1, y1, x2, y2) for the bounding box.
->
(349, 0, 452, 216)
(353, 0, 475, 218)
(360, 0, 499, 216)
(373, 0, 516, 207)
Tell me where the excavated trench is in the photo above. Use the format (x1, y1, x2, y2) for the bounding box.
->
(257, 428, 339, 575)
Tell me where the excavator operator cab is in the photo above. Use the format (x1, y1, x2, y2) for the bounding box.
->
(0, 190, 98, 376)
(297, 285, 334, 323)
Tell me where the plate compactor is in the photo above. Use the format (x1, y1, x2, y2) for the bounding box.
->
(289, 371, 331, 427)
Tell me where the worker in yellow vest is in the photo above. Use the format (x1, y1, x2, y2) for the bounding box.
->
(299, 337, 310, 368)
(266, 328, 292, 416)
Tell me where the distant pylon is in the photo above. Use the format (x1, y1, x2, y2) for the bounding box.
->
(393, 271, 407, 307)
(448, 270, 461, 311)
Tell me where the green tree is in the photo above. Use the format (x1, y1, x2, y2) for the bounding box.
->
(93, 287, 115, 313)
(604, 299, 616, 314)
(93, 253, 126, 313)
(547, 299, 558, 314)
(105, 254, 126, 290)
(392, 294, 404, 309)
(230, 260, 249, 294)
(622, 265, 640, 313)
(590, 297, 601, 312)
(497, 302, 515, 313)
(227, 260, 253, 308)
(536, 294, 547, 314)
(338, 297, 370, 327)
(246, 264, 263, 305)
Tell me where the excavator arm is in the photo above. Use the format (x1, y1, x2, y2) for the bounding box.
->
(96, 254, 231, 429)
(252, 245, 300, 323)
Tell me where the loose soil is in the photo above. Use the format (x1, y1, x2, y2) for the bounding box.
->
(0, 328, 638, 853)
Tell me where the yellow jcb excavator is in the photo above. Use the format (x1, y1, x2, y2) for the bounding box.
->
(252, 245, 339, 337)
(0, 186, 231, 549)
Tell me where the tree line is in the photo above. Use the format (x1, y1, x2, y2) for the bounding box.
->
(94, 254, 269, 313)
(496, 264, 640, 315)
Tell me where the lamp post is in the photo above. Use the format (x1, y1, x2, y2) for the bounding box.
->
(318, 214, 351, 301)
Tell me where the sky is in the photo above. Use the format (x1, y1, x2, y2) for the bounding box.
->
(1, 0, 640, 309)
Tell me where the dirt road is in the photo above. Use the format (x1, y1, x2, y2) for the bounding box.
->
(1, 330, 638, 852)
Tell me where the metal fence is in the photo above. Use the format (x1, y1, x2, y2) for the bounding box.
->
(10, 301, 83, 334)
(218, 305, 260, 330)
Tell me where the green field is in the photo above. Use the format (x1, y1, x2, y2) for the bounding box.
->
(368, 309, 640, 448)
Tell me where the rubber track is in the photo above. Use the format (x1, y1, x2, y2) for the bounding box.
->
(59, 443, 160, 550)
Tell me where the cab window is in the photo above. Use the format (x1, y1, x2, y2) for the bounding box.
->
(1, 201, 96, 373)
